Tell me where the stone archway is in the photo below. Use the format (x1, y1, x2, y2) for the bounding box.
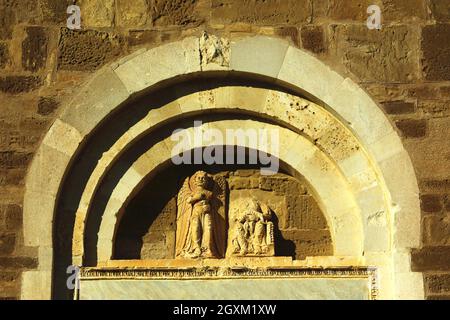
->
(22, 35, 423, 299)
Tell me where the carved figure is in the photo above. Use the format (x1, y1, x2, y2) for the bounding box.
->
(176, 171, 226, 259)
(231, 199, 275, 256)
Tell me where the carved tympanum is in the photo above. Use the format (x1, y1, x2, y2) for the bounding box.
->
(175, 171, 226, 259)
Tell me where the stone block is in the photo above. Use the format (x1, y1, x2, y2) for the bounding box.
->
(61, 69, 129, 137)
(228, 177, 259, 190)
(79, 0, 115, 28)
(230, 36, 289, 79)
(316, 0, 427, 22)
(22, 26, 48, 72)
(114, 37, 200, 94)
(381, 101, 415, 115)
(211, 0, 312, 25)
(422, 24, 450, 81)
(425, 274, 450, 294)
(58, 28, 125, 71)
(421, 194, 443, 213)
(0, 43, 9, 69)
(395, 119, 427, 138)
(22, 190, 55, 247)
(423, 214, 450, 246)
(412, 247, 450, 271)
(0, 233, 15, 255)
(430, 0, 450, 22)
(301, 25, 326, 54)
(0, 257, 38, 270)
(116, 0, 150, 27)
(20, 271, 52, 300)
(332, 24, 419, 82)
(150, 0, 205, 26)
(40, 0, 72, 24)
(382, 0, 428, 21)
(275, 27, 300, 47)
(4, 204, 22, 231)
(0, 76, 42, 94)
(404, 118, 450, 180)
(286, 195, 327, 230)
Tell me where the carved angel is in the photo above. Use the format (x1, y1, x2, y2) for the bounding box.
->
(175, 171, 227, 259)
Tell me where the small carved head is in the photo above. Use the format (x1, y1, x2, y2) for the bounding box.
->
(190, 171, 210, 189)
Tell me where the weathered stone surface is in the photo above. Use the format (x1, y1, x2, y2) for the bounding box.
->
(228, 176, 259, 190)
(275, 27, 300, 47)
(0, 233, 15, 255)
(332, 25, 419, 82)
(395, 119, 427, 138)
(128, 30, 182, 47)
(382, 0, 428, 21)
(0, 76, 42, 94)
(37, 97, 59, 116)
(420, 179, 450, 193)
(0, 43, 9, 69)
(281, 229, 333, 259)
(22, 27, 48, 72)
(79, 0, 115, 28)
(426, 274, 450, 294)
(0, 257, 38, 270)
(211, 0, 312, 25)
(423, 215, 450, 245)
(412, 247, 450, 271)
(430, 0, 450, 22)
(421, 194, 443, 213)
(150, 0, 204, 26)
(4, 204, 22, 231)
(0, 169, 26, 187)
(0, 152, 32, 169)
(301, 25, 326, 54)
(445, 195, 450, 212)
(128, 30, 158, 47)
(440, 86, 450, 99)
(381, 101, 415, 115)
(422, 24, 450, 81)
(0, 8, 14, 40)
(116, 0, 150, 27)
(286, 196, 327, 230)
(404, 118, 450, 180)
(58, 29, 125, 71)
(419, 101, 450, 118)
(407, 85, 440, 100)
(316, 0, 428, 22)
(0, 271, 20, 299)
(40, 0, 72, 24)
(0, 0, 39, 39)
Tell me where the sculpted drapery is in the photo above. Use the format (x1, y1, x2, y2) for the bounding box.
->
(175, 171, 227, 259)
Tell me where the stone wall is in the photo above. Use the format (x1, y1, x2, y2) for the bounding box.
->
(0, 0, 449, 299)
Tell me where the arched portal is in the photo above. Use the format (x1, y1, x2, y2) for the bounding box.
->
(22, 35, 423, 300)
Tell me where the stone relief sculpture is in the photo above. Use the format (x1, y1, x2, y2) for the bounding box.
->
(230, 199, 275, 257)
(199, 32, 230, 68)
(176, 171, 227, 259)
